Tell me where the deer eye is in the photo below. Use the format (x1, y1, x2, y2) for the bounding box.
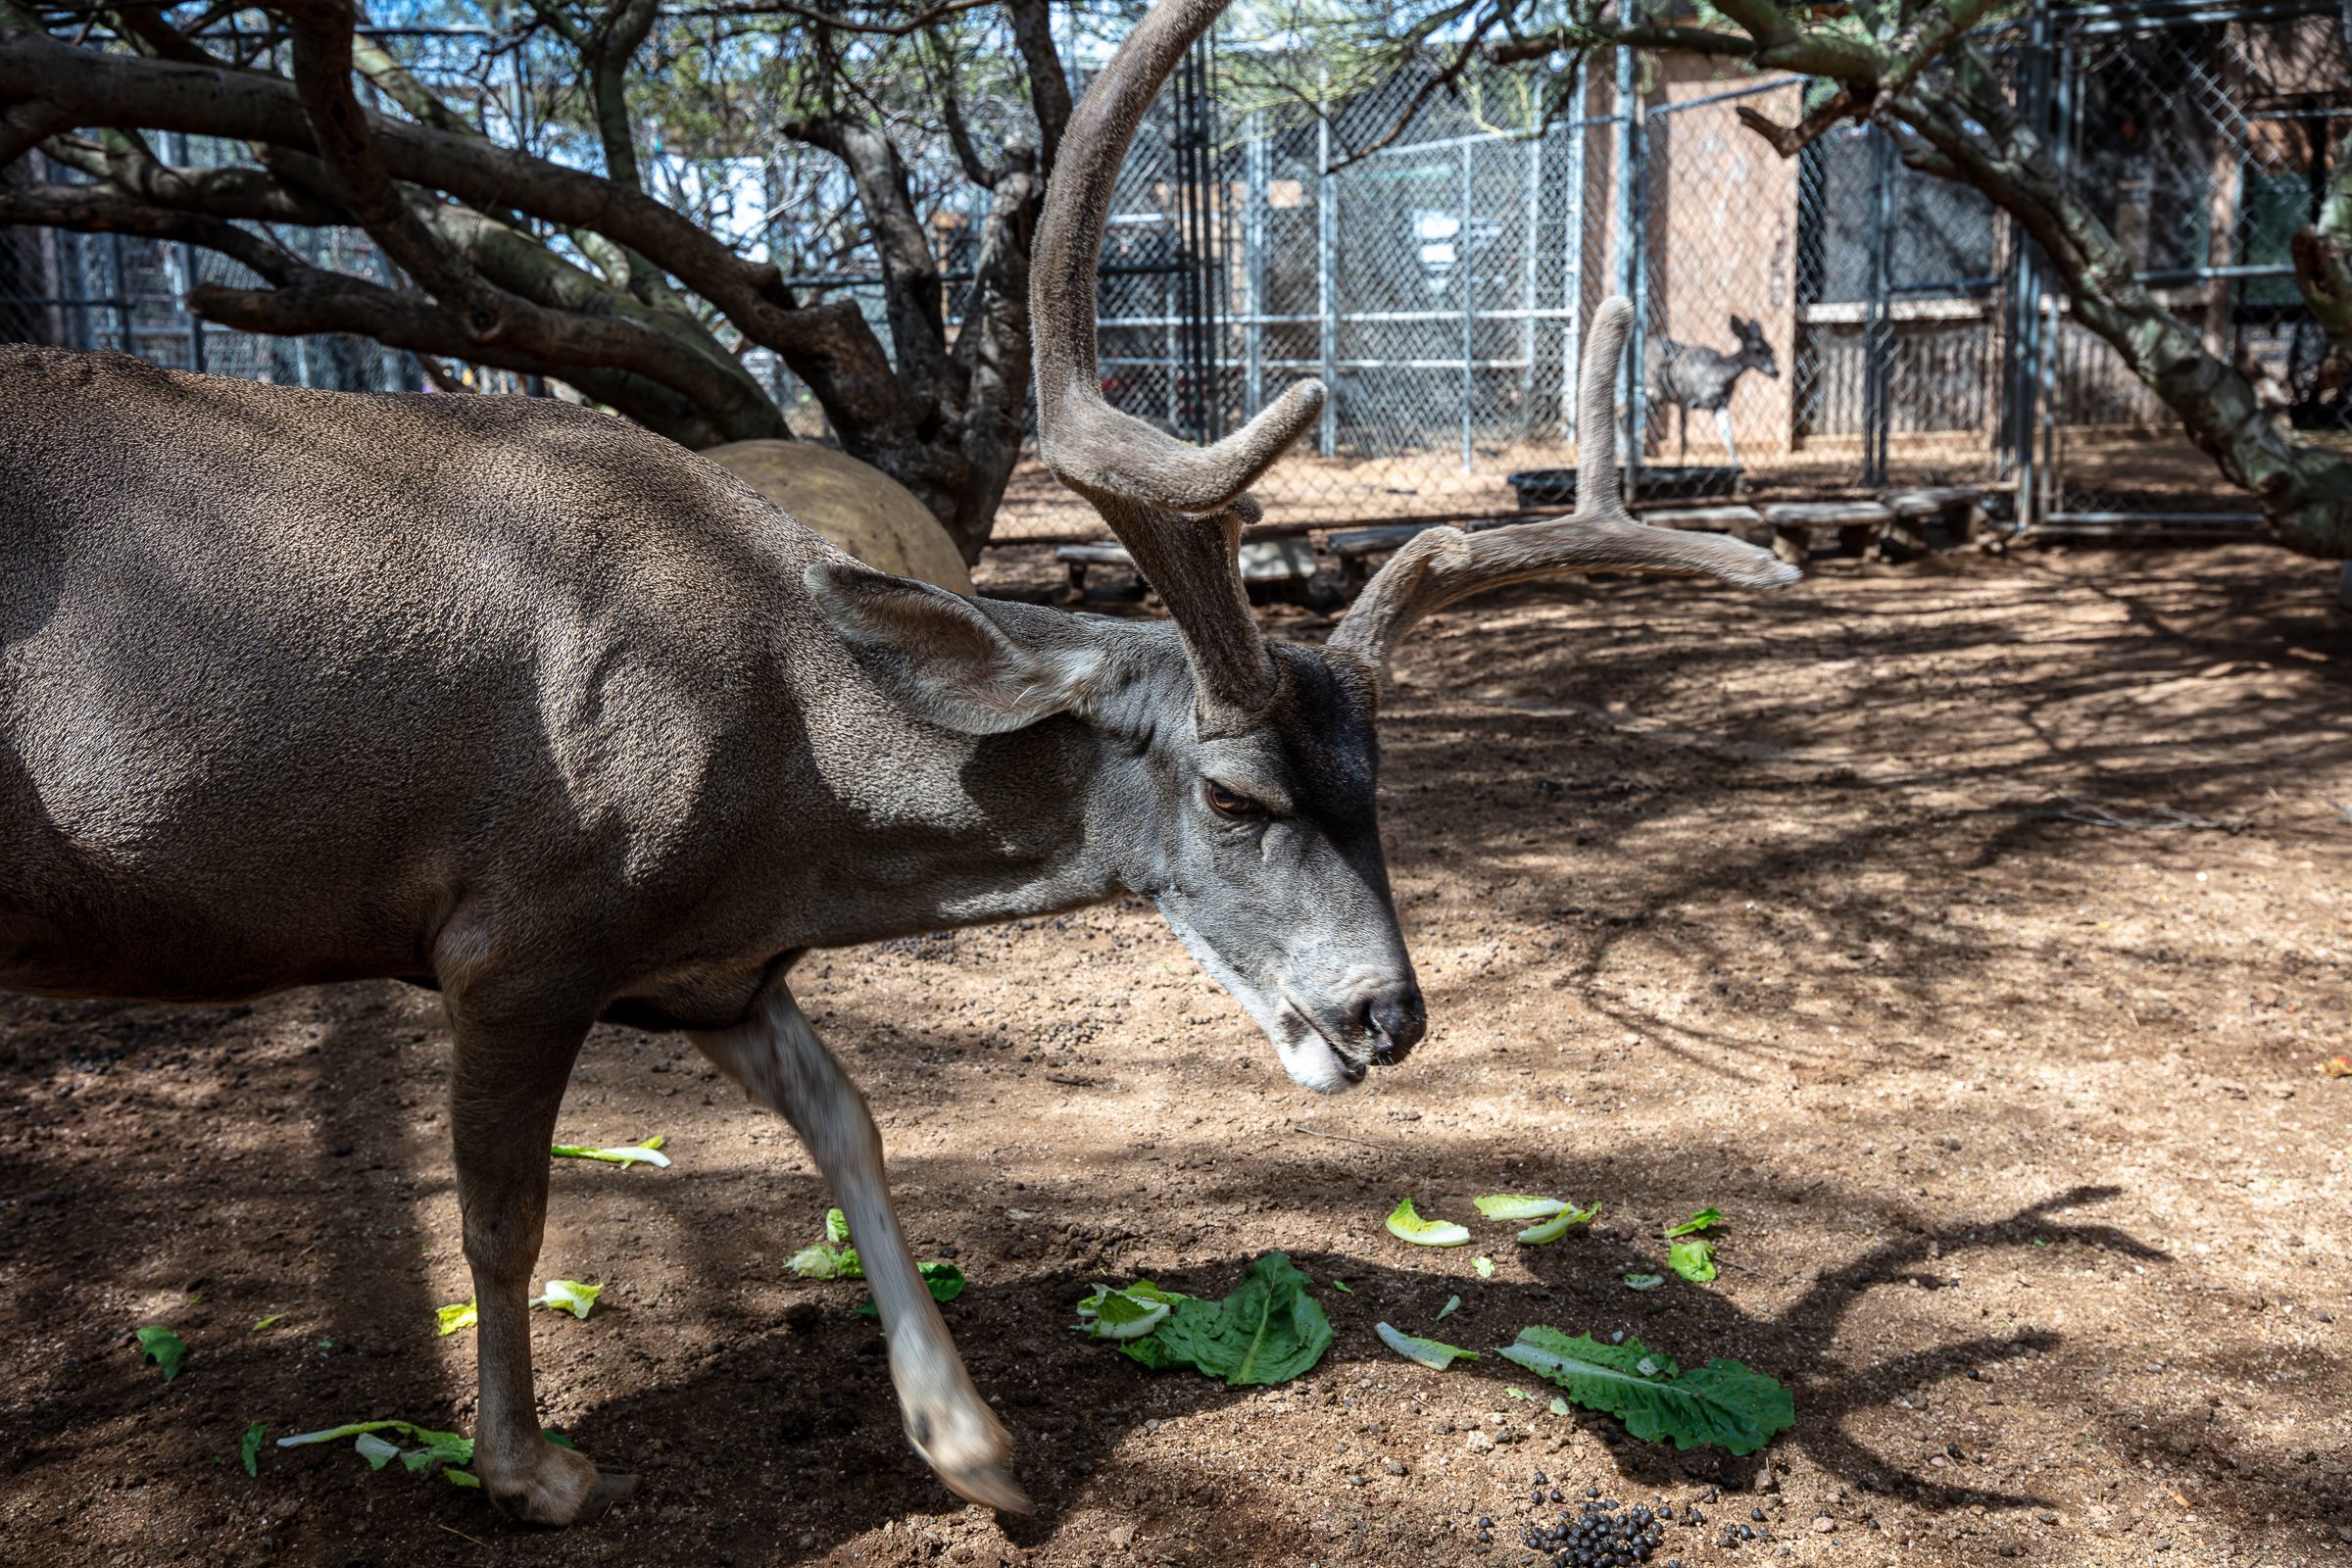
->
(1204, 781, 1264, 820)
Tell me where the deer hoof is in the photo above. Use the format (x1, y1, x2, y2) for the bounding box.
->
(481, 1437, 636, 1527)
(906, 1396, 1031, 1515)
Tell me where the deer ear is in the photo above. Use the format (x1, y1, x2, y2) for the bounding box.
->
(806, 560, 1107, 735)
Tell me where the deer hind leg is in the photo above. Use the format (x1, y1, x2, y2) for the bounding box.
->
(690, 983, 1029, 1515)
(1714, 406, 1740, 470)
(445, 990, 634, 1525)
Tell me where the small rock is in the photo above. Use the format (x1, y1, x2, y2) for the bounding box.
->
(1465, 1431, 1496, 1452)
(1813, 1516, 1836, 1534)
(1381, 1458, 1407, 1476)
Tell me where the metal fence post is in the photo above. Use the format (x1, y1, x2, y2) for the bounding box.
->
(1245, 111, 1267, 416)
(1862, 124, 1896, 487)
(107, 232, 132, 356)
(169, 131, 206, 372)
(1317, 67, 1337, 457)
(1518, 128, 1542, 441)
(1460, 137, 1476, 473)
(2002, 0, 2055, 530)
(1563, 62, 1586, 442)
(1616, 47, 1645, 502)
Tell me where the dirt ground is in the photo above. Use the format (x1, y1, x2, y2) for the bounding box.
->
(2, 544, 2348, 1568)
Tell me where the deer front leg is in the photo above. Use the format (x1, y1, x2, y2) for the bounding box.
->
(446, 996, 634, 1525)
(1714, 405, 1740, 470)
(690, 983, 1030, 1515)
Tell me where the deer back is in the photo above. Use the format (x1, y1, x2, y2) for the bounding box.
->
(0, 348, 1035, 1006)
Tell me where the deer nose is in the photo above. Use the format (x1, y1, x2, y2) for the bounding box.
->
(1357, 984, 1426, 1066)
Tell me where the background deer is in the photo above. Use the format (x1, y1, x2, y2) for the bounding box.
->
(0, 0, 1792, 1528)
(1644, 314, 1781, 467)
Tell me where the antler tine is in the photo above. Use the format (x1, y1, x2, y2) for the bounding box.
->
(1329, 295, 1797, 669)
(1032, 0, 1321, 721)
(1573, 295, 1632, 515)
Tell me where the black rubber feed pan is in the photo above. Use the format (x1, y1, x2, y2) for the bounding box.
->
(1508, 466, 1740, 507)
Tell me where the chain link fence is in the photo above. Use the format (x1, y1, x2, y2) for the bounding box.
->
(2019, 0, 2352, 529)
(6, 3, 2347, 541)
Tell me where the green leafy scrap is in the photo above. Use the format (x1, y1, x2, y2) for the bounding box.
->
(238, 1422, 267, 1478)
(435, 1300, 477, 1337)
(1624, 1273, 1666, 1291)
(1495, 1328, 1792, 1455)
(1077, 1253, 1331, 1387)
(1667, 1239, 1718, 1283)
(1376, 1322, 1478, 1370)
(550, 1136, 669, 1168)
(134, 1326, 188, 1382)
(251, 1313, 286, 1333)
(1473, 1255, 1496, 1279)
(1472, 1195, 1569, 1222)
(1074, 1280, 1188, 1342)
(532, 1280, 603, 1320)
(1386, 1199, 1471, 1247)
(826, 1207, 852, 1245)
(1517, 1202, 1600, 1245)
(279, 1418, 478, 1485)
(1663, 1208, 1724, 1238)
(788, 1243, 862, 1280)
(1437, 1294, 1461, 1321)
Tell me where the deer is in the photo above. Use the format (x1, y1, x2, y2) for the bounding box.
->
(1644, 314, 1781, 468)
(0, 0, 1793, 1529)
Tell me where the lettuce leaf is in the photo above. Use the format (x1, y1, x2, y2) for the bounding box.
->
(1667, 1239, 1718, 1283)
(353, 1432, 405, 1471)
(1518, 1201, 1600, 1245)
(1473, 1195, 1568, 1222)
(1663, 1207, 1724, 1237)
(1386, 1199, 1471, 1247)
(435, 1300, 477, 1337)
(238, 1422, 266, 1478)
(531, 1280, 603, 1320)
(134, 1325, 187, 1382)
(549, 1137, 669, 1168)
(788, 1243, 862, 1280)
(1077, 1253, 1331, 1387)
(1376, 1321, 1479, 1369)
(1436, 1294, 1461, 1321)
(1473, 1255, 1496, 1279)
(1495, 1328, 1792, 1455)
(1624, 1273, 1666, 1291)
(825, 1207, 852, 1245)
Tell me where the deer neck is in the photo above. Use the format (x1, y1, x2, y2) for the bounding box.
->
(785, 711, 1124, 945)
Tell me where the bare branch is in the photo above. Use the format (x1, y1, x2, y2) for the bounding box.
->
(1737, 87, 1854, 159)
(663, 0, 993, 34)
(0, 178, 302, 280)
(1000, 0, 1067, 172)
(40, 128, 345, 222)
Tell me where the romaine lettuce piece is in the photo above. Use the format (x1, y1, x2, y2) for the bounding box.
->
(1386, 1199, 1471, 1247)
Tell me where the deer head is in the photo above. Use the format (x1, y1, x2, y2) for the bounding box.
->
(812, 0, 1795, 1094)
(1731, 314, 1781, 379)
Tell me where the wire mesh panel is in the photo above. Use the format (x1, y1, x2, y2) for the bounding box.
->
(11, 8, 2338, 539)
(2038, 1, 2352, 523)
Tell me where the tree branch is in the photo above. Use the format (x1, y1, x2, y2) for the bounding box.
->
(0, 22, 920, 450)
(783, 110, 954, 406)
(1736, 87, 1854, 159)
(41, 128, 345, 222)
(665, 0, 993, 34)
(584, 0, 659, 193)
(1000, 0, 1067, 174)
